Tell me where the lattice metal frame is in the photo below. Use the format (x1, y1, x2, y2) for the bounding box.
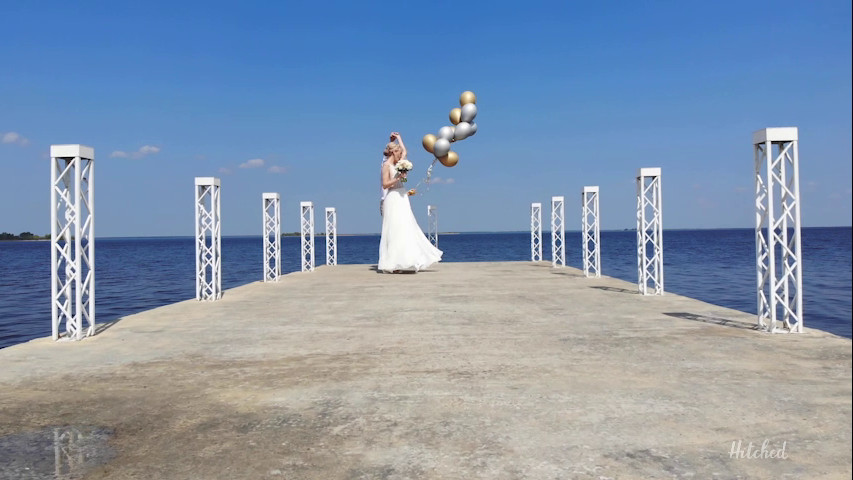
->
(754, 127, 803, 333)
(637, 168, 663, 295)
(551, 196, 565, 267)
(50, 144, 95, 341)
(530, 203, 542, 261)
(262, 193, 281, 282)
(325, 207, 337, 266)
(427, 205, 438, 248)
(582, 186, 601, 278)
(195, 177, 221, 301)
(300, 201, 315, 272)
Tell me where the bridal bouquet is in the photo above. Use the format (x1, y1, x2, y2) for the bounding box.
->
(395, 159, 413, 182)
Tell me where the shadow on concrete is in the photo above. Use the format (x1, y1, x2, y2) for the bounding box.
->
(94, 321, 119, 336)
(590, 285, 636, 294)
(550, 270, 584, 278)
(664, 312, 761, 331)
(368, 265, 438, 274)
(93, 294, 202, 337)
(530, 262, 553, 268)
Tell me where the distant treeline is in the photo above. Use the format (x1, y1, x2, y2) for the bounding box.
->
(0, 232, 50, 241)
(282, 232, 328, 237)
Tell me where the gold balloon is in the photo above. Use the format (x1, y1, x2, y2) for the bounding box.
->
(438, 151, 459, 167)
(459, 90, 476, 106)
(449, 108, 462, 125)
(422, 134, 437, 153)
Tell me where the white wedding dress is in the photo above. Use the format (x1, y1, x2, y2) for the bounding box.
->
(378, 162, 442, 273)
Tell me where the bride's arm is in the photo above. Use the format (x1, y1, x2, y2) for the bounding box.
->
(381, 163, 400, 188)
(395, 133, 408, 159)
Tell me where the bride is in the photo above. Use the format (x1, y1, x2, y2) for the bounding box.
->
(378, 132, 443, 273)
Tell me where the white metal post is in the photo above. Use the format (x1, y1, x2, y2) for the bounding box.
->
(50, 144, 95, 341)
(754, 127, 803, 333)
(325, 207, 337, 266)
(582, 186, 601, 278)
(427, 205, 438, 248)
(636, 168, 663, 295)
(551, 196, 565, 267)
(301, 201, 315, 272)
(195, 177, 222, 301)
(531, 202, 542, 261)
(262, 193, 281, 282)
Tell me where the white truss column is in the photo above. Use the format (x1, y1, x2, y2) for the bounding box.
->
(325, 207, 337, 266)
(195, 177, 221, 301)
(551, 196, 565, 267)
(428, 205, 438, 248)
(300, 201, 315, 272)
(636, 168, 663, 295)
(754, 127, 803, 333)
(582, 186, 601, 278)
(50, 144, 95, 341)
(262, 193, 281, 282)
(531, 203, 542, 261)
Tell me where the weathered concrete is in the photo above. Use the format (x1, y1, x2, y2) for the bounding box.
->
(0, 262, 850, 479)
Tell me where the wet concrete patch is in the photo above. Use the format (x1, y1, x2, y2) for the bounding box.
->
(0, 426, 114, 479)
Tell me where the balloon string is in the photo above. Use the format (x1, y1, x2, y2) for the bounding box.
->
(412, 158, 438, 193)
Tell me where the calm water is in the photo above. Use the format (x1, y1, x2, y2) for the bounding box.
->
(0, 228, 850, 349)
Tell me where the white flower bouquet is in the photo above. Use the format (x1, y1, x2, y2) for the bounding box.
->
(395, 159, 413, 182)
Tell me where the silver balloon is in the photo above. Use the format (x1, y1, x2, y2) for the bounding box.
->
(437, 125, 455, 141)
(460, 103, 477, 123)
(433, 138, 451, 157)
(469, 122, 477, 136)
(453, 122, 473, 141)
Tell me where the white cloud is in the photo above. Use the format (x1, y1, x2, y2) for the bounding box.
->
(430, 177, 455, 184)
(240, 158, 265, 169)
(111, 145, 161, 159)
(805, 180, 819, 193)
(2, 132, 29, 146)
(138, 145, 160, 155)
(696, 197, 716, 209)
(218, 167, 233, 175)
(267, 165, 287, 174)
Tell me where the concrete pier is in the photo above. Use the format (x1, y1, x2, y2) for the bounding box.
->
(0, 262, 850, 479)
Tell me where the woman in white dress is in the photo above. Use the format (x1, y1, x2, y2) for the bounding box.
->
(378, 132, 443, 273)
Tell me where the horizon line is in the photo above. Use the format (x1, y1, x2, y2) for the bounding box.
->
(79, 225, 850, 239)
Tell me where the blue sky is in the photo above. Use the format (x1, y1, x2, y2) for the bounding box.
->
(1, 0, 850, 236)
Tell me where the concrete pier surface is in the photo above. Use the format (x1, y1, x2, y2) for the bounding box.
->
(0, 262, 850, 479)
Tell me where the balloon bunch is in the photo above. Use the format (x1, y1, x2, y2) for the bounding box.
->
(421, 91, 478, 168)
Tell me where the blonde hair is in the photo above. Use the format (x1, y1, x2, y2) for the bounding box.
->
(383, 142, 401, 158)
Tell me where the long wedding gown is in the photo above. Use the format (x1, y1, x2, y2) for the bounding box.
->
(378, 164, 442, 273)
